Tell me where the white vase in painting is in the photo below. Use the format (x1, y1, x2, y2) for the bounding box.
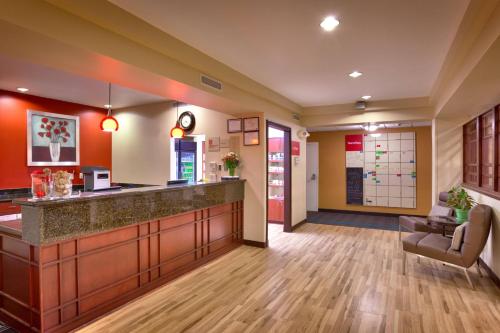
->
(49, 142, 61, 162)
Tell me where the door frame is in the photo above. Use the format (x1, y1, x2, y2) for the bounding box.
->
(266, 121, 292, 245)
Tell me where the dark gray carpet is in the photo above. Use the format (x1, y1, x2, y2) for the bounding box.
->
(0, 322, 16, 333)
(307, 211, 399, 231)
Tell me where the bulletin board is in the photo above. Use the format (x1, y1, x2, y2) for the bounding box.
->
(345, 132, 416, 208)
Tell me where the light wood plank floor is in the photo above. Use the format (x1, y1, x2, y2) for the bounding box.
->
(77, 223, 500, 333)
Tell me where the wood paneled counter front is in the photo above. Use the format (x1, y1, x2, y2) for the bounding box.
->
(0, 180, 245, 332)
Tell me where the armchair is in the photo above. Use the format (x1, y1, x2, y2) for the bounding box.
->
(398, 191, 452, 240)
(401, 204, 492, 289)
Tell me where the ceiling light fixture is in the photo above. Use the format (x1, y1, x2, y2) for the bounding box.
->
(349, 71, 363, 78)
(361, 95, 372, 100)
(16, 87, 29, 93)
(100, 83, 119, 132)
(370, 133, 381, 138)
(170, 102, 185, 139)
(363, 124, 378, 132)
(320, 16, 340, 31)
(104, 104, 112, 108)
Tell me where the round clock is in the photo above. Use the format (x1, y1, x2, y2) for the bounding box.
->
(178, 111, 196, 133)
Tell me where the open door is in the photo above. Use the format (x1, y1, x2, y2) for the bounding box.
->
(266, 121, 292, 242)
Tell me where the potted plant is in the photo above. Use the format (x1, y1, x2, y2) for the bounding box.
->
(447, 186, 476, 223)
(222, 152, 240, 177)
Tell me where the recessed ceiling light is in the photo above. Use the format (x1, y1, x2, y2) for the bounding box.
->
(349, 71, 363, 78)
(361, 95, 372, 100)
(370, 133, 381, 138)
(104, 104, 112, 108)
(16, 87, 29, 93)
(320, 16, 340, 31)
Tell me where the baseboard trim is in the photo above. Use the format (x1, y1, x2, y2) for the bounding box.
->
(292, 219, 307, 231)
(478, 258, 500, 289)
(317, 208, 427, 218)
(243, 239, 267, 248)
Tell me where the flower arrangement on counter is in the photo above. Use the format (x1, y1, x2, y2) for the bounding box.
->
(222, 152, 240, 177)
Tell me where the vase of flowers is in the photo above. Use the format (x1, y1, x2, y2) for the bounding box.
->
(38, 118, 71, 162)
(222, 152, 240, 177)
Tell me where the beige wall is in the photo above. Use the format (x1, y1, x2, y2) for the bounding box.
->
(112, 103, 306, 243)
(434, 117, 500, 277)
(308, 127, 433, 216)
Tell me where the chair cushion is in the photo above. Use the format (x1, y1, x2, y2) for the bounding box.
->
(402, 233, 464, 266)
(418, 234, 452, 260)
(450, 222, 468, 251)
(399, 216, 430, 232)
(402, 232, 428, 252)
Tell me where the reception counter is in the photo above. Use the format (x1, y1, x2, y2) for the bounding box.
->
(0, 180, 244, 332)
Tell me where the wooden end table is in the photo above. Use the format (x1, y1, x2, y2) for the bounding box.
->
(427, 216, 460, 237)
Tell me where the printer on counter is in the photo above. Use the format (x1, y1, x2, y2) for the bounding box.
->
(81, 166, 121, 192)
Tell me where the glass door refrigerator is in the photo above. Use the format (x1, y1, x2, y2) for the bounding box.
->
(175, 139, 197, 182)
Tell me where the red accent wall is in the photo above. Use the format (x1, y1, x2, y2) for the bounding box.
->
(0, 89, 112, 189)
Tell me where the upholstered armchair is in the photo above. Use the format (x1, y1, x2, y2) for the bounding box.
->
(401, 204, 492, 289)
(398, 192, 453, 240)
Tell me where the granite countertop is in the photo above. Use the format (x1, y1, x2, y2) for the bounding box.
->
(0, 183, 153, 203)
(16, 179, 245, 245)
(13, 179, 245, 207)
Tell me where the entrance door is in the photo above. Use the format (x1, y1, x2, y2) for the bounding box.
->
(306, 142, 319, 211)
(266, 121, 292, 239)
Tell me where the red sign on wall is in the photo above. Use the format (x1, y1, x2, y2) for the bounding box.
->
(345, 134, 363, 151)
(292, 141, 300, 156)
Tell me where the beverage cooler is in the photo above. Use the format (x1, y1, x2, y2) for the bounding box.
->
(268, 137, 284, 224)
(175, 139, 197, 182)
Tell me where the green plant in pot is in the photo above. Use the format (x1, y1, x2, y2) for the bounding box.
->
(447, 186, 476, 223)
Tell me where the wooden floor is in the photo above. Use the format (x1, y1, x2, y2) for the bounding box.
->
(77, 223, 500, 333)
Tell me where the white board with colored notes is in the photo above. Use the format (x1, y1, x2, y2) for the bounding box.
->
(345, 132, 416, 208)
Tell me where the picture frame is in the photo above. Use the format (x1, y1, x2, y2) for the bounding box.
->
(207, 137, 220, 152)
(243, 117, 259, 132)
(220, 137, 230, 148)
(27, 110, 80, 166)
(243, 131, 260, 146)
(227, 118, 242, 133)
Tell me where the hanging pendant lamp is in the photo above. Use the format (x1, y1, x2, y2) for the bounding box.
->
(170, 102, 185, 138)
(100, 83, 119, 132)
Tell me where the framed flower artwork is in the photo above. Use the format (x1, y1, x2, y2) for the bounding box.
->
(27, 110, 80, 166)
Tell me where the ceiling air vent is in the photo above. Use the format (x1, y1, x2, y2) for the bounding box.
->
(355, 100, 367, 110)
(292, 113, 300, 120)
(200, 74, 223, 91)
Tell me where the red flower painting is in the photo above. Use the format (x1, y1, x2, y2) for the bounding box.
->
(38, 117, 71, 143)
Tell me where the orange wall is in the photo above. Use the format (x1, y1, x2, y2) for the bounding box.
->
(308, 127, 432, 216)
(0, 90, 112, 189)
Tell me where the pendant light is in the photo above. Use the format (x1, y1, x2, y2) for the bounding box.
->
(100, 83, 119, 132)
(170, 101, 185, 138)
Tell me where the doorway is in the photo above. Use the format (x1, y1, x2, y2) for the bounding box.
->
(306, 142, 319, 211)
(266, 121, 292, 241)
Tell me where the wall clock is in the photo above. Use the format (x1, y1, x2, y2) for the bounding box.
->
(178, 111, 196, 133)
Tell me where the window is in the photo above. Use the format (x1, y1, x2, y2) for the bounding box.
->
(463, 105, 499, 199)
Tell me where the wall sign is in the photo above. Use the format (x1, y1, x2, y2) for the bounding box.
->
(292, 141, 300, 156)
(27, 110, 80, 166)
(208, 137, 220, 152)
